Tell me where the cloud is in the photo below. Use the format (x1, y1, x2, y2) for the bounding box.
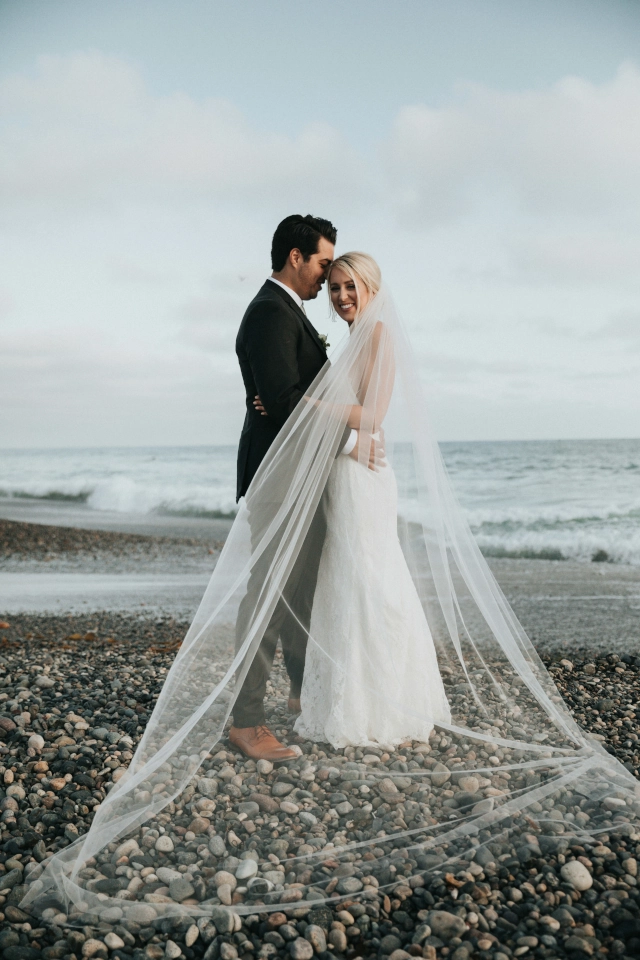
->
(387, 62, 640, 226)
(0, 51, 368, 211)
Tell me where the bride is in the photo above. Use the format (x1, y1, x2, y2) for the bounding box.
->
(295, 252, 451, 747)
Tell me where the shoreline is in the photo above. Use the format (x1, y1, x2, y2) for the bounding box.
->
(1, 518, 639, 653)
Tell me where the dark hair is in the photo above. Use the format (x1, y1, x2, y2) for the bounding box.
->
(271, 214, 337, 272)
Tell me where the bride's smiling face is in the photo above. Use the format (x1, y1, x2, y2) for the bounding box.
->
(329, 266, 369, 325)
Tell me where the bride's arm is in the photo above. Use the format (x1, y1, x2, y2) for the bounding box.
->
(306, 322, 395, 431)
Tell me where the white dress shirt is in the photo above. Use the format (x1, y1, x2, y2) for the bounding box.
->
(266, 277, 357, 456)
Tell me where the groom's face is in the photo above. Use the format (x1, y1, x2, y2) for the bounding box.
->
(296, 236, 335, 301)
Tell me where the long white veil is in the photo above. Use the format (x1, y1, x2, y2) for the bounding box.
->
(22, 282, 640, 926)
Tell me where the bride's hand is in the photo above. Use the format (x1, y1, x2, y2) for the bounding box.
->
(253, 395, 267, 416)
(348, 431, 386, 471)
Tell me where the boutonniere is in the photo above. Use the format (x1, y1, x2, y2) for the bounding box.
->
(318, 334, 330, 351)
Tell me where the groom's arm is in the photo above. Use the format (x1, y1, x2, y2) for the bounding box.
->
(244, 302, 306, 428)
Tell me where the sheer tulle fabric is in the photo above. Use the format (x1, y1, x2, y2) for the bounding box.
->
(23, 285, 640, 924)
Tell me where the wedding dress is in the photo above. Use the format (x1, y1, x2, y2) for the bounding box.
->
(295, 442, 451, 747)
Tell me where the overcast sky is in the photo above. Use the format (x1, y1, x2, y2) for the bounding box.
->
(1, 0, 639, 448)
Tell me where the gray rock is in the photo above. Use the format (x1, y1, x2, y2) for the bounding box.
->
(299, 811, 317, 826)
(237, 801, 260, 818)
(197, 777, 218, 797)
(91, 726, 109, 740)
(336, 876, 363, 894)
(211, 906, 235, 935)
(1, 868, 23, 889)
(305, 925, 327, 954)
(427, 910, 467, 940)
(272, 781, 295, 797)
(431, 763, 451, 787)
(289, 939, 314, 960)
(335, 801, 353, 815)
(380, 934, 403, 954)
(208, 835, 228, 857)
(169, 877, 195, 902)
(127, 903, 158, 924)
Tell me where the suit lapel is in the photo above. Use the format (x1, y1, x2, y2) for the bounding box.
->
(261, 281, 327, 358)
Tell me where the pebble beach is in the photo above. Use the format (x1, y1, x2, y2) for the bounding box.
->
(1, 519, 640, 960)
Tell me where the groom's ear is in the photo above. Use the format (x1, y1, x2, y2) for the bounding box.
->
(289, 247, 304, 269)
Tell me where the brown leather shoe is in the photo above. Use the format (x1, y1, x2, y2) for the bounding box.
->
(229, 724, 298, 761)
(287, 697, 301, 714)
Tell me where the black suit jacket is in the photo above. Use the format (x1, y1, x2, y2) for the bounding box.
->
(235, 280, 330, 500)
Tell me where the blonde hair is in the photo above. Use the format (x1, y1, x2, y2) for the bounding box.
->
(328, 251, 381, 316)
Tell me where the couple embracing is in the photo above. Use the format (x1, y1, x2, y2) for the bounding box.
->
(230, 214, 450, 762)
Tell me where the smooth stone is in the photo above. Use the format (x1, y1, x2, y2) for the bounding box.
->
(197, 777, 218, 797)
(154, 835, 174, 853)
(257, 759, 274, 775)
(185, 925, 199, 947)
(380, 934, 403, 954)
(299, 811, 317, 826)
(217, 883, 233, 905)
(427, 911, 467, 940)
(115, 839, 141, 858)
(335, 801, 353, 815)
(156, 867, 182, 884)
(289, 938, 314, 960)
(127, 903, 158, 924)
(81, 941, 107, 958)
(104, 934, 125, 950)
(211, 906, 235, 935)
(28, 734, 45, 753)
(238, 801, 260, 818)
(220, 945, 238, 960)
(165, 942, 181, 960)
(336, 877, 363, 894)
(236, 859, 258, 880)
(304, 925, 327, 953)
(280, 801, 300, 814)
(272, 781, 295, 797)
(431, 763, 451, 787)
(168, 878, 195, 902)
(457, 776, 480, 794)
(208, 835, 228, 857)
(472, 798, 494, 815)
(378, 778, 398, 794)
(214, 870, 237, 890)
(560, 860, 593, 891)
(92, 727, 109, 740)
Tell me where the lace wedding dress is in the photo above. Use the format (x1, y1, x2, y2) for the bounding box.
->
(294, 446, 451, 748)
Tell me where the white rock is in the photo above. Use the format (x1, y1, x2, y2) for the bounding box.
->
(165, 940, 182, 959)
(197, 777, 218, 798)
(185, 924, 199, 947)
(280, 801, 300, 815)
(35, 675, 55, 688)
(560, 860, 593, 891)
(603, 797, 627, 811)
(155, 835, 174, 853)
(157, 867, 182, 884)
(28, 734, 45, 753)
(236, 859, 258, 881)
(257, 759, 274, 775)
(104, 933, 125, 950)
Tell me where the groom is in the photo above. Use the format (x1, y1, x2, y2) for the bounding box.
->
(230, 214, 380, 761)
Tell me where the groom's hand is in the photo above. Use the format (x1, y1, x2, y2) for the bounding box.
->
(253, 395, 267, 416)
(349, 430, 386, 471)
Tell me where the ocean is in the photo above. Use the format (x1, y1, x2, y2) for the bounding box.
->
(1, 439, 639, 566)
